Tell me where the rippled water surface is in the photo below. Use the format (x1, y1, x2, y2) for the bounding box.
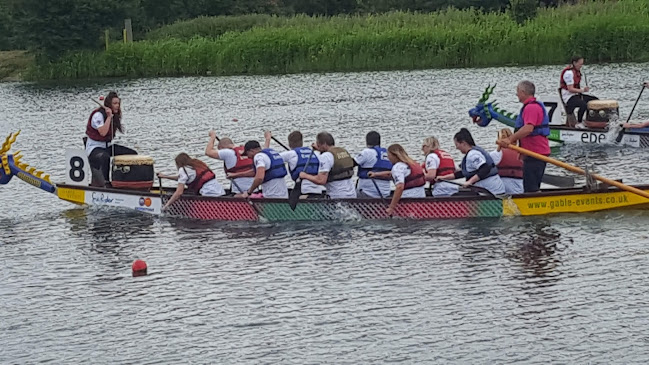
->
(2, 65, 649, 363)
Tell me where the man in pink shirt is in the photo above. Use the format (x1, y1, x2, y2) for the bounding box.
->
(497, 80, 550, 192)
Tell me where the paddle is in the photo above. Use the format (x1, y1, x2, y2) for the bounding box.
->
(271, 136, 290, 151)
(615, 84, 646, 143)
(229, 177, 263, 215)
(504, 143, 649, 200)
(288, 149, 315, 211)
(441, 179, 496, 198)
(369, 177, 393, 218)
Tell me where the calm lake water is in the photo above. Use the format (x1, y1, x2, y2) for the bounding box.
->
(2, 64, 649, 363)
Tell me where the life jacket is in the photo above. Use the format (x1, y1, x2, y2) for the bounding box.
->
(514, 99, 550, 137)
(255, 148, 288, 183)
(289, 147, 319, 181)
(461, 146, 498, 180)
(184, 165, 216, 195)
(403, 163, 426, 189)
(358, 146, 392, 180)
(85, 108, 114, 142)
(560, 66, 581, 90)
(497, 149, 523, 179)
(327, 147, 355, 182)
(422, 149, 456, 179)
(224, 145, 254, 174)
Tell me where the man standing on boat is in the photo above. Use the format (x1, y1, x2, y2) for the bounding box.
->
(497, 81, 550, 193)
(235, 139, 288, 198)
(560, 56, 599, 126)
(300, 132, 357, 199)
(205, 131, 255, 194)
(266, 130, 324, 197)
(354, 131, 392, 198)
(85, 91, 137, 187)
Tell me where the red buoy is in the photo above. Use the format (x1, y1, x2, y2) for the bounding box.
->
(99, 96, 105, 101)
(132, 259, 148, 277)
(232, 118, 238, 122)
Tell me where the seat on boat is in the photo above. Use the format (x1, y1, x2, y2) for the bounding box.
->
(558, 88, 578, 127)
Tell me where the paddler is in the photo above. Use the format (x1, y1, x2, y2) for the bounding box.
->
(354, 131, 392, 198)
(369, 144, 425, 215)
(490, 128, 523, 195)
(497, 81, 550, 193)
(205, 130, 255, 194)
(421, 136, 459, 197)
(265, 130, 324, 198)
(158, 153, 226, 210)
(299, 131, 357, 199)
(235, 139, 288, 199)
(437, 128, 506, 196)
(85, 91, 137, 187)
(560, 56, 599, 126)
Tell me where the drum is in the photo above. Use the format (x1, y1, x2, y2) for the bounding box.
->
(112, 155, 154, 190)
(585, 99, 619, 129)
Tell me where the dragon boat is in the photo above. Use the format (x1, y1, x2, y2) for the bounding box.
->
(2, 131, 649, 221)
(469, 85, 649, 148)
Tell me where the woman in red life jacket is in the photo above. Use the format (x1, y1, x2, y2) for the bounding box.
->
(157, 153, 225, 210)
(85, 91, 137, 186)
(560, 56, 599, 125)
(369, 144, 425, 216)
(421, 136, 459, 197)
(490, 128, 523, 195)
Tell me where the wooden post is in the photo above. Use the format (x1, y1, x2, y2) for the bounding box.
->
(104, 29, 109, 50)
(124, 19, 133, 43)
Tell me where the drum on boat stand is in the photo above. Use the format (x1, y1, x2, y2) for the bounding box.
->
(111, 155, 155, 190)
(585, 100, 619, 129)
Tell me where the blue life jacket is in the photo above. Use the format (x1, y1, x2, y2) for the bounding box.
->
(256, 148, 288, 183)
(515, 99, 550, 137)
(289, 147, 319, 181)
(461, 146, 498, 179)
(358, 146, 393, 179)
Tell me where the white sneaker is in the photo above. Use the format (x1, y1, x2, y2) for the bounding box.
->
(575, 122, 586, 129)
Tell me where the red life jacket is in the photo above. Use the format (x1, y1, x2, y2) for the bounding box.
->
(185, 165, 216, 195)
(404, 163, 426, 189)
(560, 66, 581, 90)
(497, 149, 523, 179)
(86, 108, 114, 142)
(224, 145, 254, 174)
(426, 149, 456, 178)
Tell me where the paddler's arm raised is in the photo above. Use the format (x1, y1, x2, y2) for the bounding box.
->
(96, 108, 113, 136)
(498, 124, 533, 147)
(299, 171, 327, 186)
(264, 131, 272, 149)
(205, 130, 221, 159)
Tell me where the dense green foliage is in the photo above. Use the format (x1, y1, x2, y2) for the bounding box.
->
(508, 0, 538, 24)
(29, 1, 649, 80)
(3, 0, 523, 55)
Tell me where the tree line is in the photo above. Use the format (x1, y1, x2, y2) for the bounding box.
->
(0, 0, 562, 61)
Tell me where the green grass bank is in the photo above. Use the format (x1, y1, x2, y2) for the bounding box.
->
(29, 0, 649, 80)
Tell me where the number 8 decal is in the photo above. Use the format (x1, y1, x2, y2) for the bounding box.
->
(69, 156, 85, 182)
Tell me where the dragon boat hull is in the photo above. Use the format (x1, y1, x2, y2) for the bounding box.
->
(55, 183, 649, 221)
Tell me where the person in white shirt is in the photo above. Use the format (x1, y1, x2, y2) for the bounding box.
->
(438, 128, 506, 196)
(354, 131, 392, 198)
(421, 136, 459, 197)
(560, 56, 599, 126)
(205, 131, 255, 194)
(299, 132, 356, 199)
(266, 130, 324, 197)
(85, 91, 137, 187)
(489, 129, 524, 195)
(369, 144, 426, 216)
(235, 140, 288, 199)
(157, 153, 225, 210)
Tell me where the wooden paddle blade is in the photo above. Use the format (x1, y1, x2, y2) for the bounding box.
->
(541, 173, 575, 188)
(288, 180, 302, 210)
